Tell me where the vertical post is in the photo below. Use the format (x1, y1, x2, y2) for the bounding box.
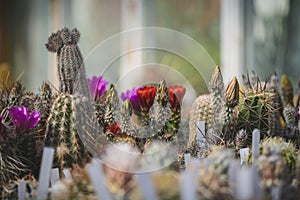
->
(18, 180, 26, 200)
(48, 0, 62, 89)
(252, 129, 260, 166)
(120, 0, 143, 91)
(221, 0, 253, 84)
(37, 148, 55, 200)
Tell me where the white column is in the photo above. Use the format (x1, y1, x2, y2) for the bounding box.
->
(221, 0, 249, 84)
(120, 0, 143, 91)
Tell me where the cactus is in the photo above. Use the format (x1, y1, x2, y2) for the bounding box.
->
(222, 77, 239, 145)
(188, 67, 239, 148)
(209, 66, 225, 134)
(281, 74, 294, 106)
(46, 27, 90, 98)
(45, 94, 87, 168)
(188, 66, 223, 148)
(237, 90, 275, 139)
(266, 73, 285, 136)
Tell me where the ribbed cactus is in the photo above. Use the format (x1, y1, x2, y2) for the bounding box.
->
(45, 94, 86, 168)
(237, 90, 275, 139)
(188, 67, 238, 147)
(188, 66, 223, 147)
(46, 27, 90, 98)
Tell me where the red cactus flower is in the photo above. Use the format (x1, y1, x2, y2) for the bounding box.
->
(137, 86, 157, 112)
(168, 86, 186, 110)
(106, 122, 121, 135)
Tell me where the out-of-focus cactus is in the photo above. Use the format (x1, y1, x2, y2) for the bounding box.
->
(266, 73, 285, 136)
(281, 74, 294, 106)
(197, 147, 235, 199)
(45, 94, 87, 168)
(250, 137, 297, 197)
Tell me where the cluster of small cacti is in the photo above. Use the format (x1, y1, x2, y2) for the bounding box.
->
(93, 79, 186, 151)
(2, 27, 300, 199)
(189, 67, 300, 154)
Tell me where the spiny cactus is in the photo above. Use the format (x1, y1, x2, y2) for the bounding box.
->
(46, 27, 90, 97)
(209, 66, 225, 134)
(104, 85, 120, 129)
(188, 67, 239, 148)
(45, 94, 87, 168)
(248, 137, 297, 193)
(0, 139, 29, 191)
(222, 77, 239, 145)
(237, 91, 275, 139)
(188, 66, 223, 148)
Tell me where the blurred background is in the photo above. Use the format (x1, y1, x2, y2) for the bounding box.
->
(0, 0, 299, 93)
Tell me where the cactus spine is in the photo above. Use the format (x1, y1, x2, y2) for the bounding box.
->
(45, 94, 86, 168)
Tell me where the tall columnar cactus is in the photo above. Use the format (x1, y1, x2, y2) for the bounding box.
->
(45, 27, 93, 168)
(46, 27, 90, 98)
(45, 94, 86, 168)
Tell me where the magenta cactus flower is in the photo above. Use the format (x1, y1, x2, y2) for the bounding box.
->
(121, 86, 142, 112)
(8, 106, 40, 133)
(88, 76, 108, 99)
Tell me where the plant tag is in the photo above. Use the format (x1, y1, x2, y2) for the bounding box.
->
(63, 169, 72, 180)
(50, 168, 60, 186)
(184, 153, 191, 170)
(196, 121, 206, 148)
(136, 173, 158, 200)
(252, 129, 260, 165)
(87, 159, 112, 200)
(240, 148, 249, 165)
(235, 167, 262, 200)
(180, 171, 197, 200)
(37, 147, 55, 200)
(18, 180, 26, 200)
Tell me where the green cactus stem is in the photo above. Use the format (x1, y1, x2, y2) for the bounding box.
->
(45, 94, 87, 169)
(237, 91, 275, 139)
